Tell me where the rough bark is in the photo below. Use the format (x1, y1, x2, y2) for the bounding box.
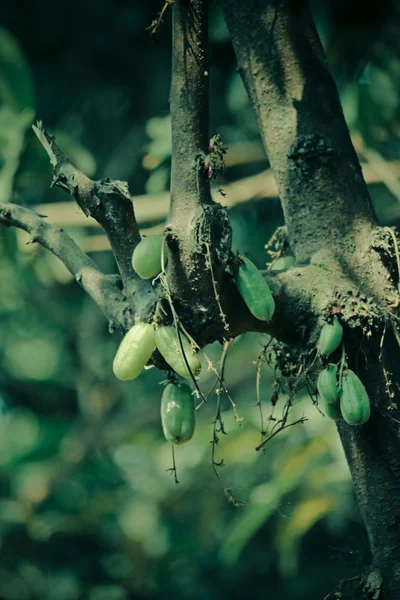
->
(220, 0, 400, 597)
(167, 0, 232, 330)
(218, 0, 395, 313)
(333, 332, 400, 600)
(219, 0, 374, 260)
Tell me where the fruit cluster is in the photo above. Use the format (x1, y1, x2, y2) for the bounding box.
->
(113, 235, 276, 445)
(317, 317, 371, 425)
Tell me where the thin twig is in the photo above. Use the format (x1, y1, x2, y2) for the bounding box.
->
(255, 416, 307, 452)
(210, 345, 244, 507)
(147, 0, 175, 39)
(178, 320, 243, 423)
(254, 346, 316, 451)
(158, 272, 207, 406)
(255, 340, 273, 441)
(166, 444, 179, 484)
(198, 339, 232, 409)
(205, 241, 230, 332)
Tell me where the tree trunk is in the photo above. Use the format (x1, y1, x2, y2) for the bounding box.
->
(219, 0, 400, 597)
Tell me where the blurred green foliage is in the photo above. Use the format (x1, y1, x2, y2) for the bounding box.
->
(1, 1, 399, 598)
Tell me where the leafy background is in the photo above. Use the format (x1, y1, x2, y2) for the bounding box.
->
(0, 1, 399, 598)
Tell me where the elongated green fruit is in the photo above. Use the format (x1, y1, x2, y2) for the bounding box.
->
(340, 370, 371, 425)
(155, 326, 201, 379)
(131, 235, 168, 279)
(317, 365, 339, 404)
(113, 322, 156, 381)
(236, 257, 275, 321)
(324, 398, 342, 421)
(317, 317, 343, 356)
(161, 382, 195, 444)
(270, 256, 296, 273)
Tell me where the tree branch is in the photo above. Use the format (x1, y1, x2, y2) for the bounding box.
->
(221, 2, 400, 595)
(220, 0, 377, 263)
(221, 0, 399, 312)
(1, 199, 351, 355)
(0, 195, 323, 346)
(337, 401, 400, 600)
(0, 202, 132, 330)
(165, 0, 232, 326)
(170, 0, 211, 217)
(33, 122, 155, 315)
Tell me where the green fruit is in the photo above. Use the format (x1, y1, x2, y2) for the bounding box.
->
(155, 326, 201, 379)
(270, 256, 296, 272)
(161, 382, 195, 444)
(131, 235, 168, 279)
(324, 398, 342, 421)
(236, 257, 275, 321)
(317, 365, 339, 404)
(317, 317, 343, 356)
(340, 369, 371, 426)
(113, 322, 156, 381)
